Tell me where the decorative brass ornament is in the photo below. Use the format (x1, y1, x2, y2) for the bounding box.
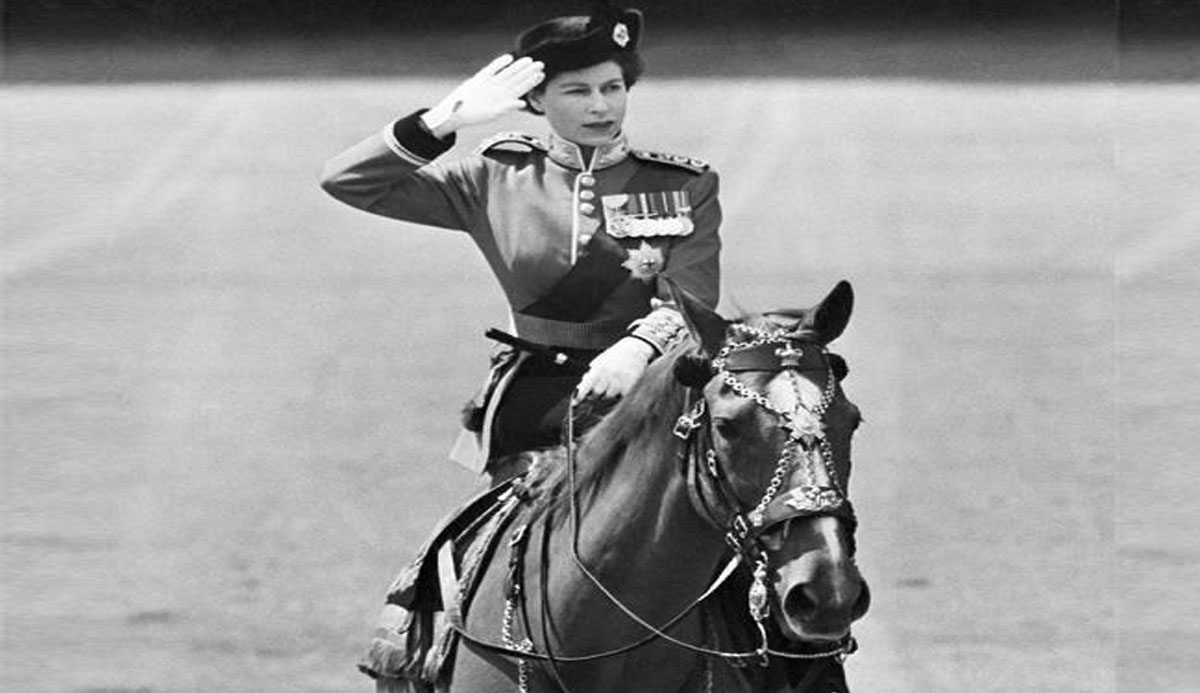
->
(612, 22, 630, 47)
(775, 343, 804, 368)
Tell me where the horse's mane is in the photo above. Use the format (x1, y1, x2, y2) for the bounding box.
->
(520, 337, 700, 524)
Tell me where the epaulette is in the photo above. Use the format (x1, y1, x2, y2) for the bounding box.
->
(473, 132, 548, 156)
(631, 149, 710, 174)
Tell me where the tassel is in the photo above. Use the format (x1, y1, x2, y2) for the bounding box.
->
(674, 354, 713, 388)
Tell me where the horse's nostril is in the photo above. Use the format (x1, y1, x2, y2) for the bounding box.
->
(782, 583, 819, 618)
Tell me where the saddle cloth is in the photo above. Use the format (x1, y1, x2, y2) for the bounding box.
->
(358, 479, 524, 691)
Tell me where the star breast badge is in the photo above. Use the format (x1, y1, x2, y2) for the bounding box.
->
(622, 241, 664, 282)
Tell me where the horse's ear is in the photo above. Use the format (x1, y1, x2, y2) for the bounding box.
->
(666, 280, 728, 356)
(808, 280, 854, 344)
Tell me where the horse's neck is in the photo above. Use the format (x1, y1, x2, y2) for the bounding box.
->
(506, 405, 732, 689)
(570, 435, 726, 603)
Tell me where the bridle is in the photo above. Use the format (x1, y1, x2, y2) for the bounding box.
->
(449, 325, 859, 690)
(672, 326, 859, 662)
(676, 325, 857, 561)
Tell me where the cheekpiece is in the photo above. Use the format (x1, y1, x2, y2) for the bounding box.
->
(514, 3, 643, 76)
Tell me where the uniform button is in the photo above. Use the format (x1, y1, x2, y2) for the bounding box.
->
(579, 174, 595, 186)
(579, 234, 593, 245)
(578, 189, 595, 200)
(578, 202, 595, 215)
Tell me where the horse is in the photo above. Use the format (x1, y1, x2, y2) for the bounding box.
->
(397, 280, 869, 692)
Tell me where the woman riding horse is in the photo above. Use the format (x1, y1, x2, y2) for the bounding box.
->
(321, 0, 721, 483)
(322, 2, 860, 690)
(350, 284, 867, 692)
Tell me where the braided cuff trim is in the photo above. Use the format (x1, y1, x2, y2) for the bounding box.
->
(629, 306, 688, 355)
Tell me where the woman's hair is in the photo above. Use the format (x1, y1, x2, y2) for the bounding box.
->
(523, 51, 645, 114)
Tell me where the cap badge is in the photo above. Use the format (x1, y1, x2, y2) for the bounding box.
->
(612, 22, 630, 47)
(622, 241, 664, 282)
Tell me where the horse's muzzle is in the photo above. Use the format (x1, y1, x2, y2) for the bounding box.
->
(773, 551, 871, 642)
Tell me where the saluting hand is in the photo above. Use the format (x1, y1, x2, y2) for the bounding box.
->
(421, 55, 545, 139)
(575, 337, 656, 402)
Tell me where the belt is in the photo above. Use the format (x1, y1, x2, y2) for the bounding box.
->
(510, 313, 628, 350)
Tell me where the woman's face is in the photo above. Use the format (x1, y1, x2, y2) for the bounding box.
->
(529, 61, 628, 147)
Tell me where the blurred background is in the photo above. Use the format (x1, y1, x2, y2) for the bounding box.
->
(4, 1, 1198, 692)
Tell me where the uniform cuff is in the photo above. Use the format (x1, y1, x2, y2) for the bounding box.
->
(628, 306, 688, 355)
(382, 109, 456, 165)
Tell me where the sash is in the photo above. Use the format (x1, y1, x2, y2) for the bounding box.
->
(517, 164, 684, 323)
(517, 228, 631, 322)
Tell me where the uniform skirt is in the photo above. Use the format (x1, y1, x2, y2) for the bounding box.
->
(488, 346, 602, 461)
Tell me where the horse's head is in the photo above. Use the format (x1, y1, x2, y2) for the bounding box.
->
(671, 280, 870, 645)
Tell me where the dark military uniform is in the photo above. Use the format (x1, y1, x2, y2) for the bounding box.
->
(321, 110, 721, 472)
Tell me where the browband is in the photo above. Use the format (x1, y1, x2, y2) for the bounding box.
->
(721, 342, 827, 373)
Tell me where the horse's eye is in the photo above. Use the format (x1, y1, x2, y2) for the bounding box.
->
(714, 418, 740, 440)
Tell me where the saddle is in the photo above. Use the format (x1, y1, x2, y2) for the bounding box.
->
(357, 477, 526, 691)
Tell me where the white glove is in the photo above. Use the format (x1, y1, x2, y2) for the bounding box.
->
(421, 54, 545, 138)
(575, 337, 656, 402)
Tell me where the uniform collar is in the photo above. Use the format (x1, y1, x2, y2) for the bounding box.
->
(546, 132, 631, 171)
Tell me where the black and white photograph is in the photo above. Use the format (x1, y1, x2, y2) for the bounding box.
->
(3, 1, 1198, 691)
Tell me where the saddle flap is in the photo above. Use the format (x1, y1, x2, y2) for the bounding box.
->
(361, 479, 526, 686)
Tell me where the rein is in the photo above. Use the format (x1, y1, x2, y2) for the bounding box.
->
(448, 328, 858, 683)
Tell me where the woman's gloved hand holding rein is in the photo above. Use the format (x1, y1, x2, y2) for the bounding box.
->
(575, 336, 656, 402)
